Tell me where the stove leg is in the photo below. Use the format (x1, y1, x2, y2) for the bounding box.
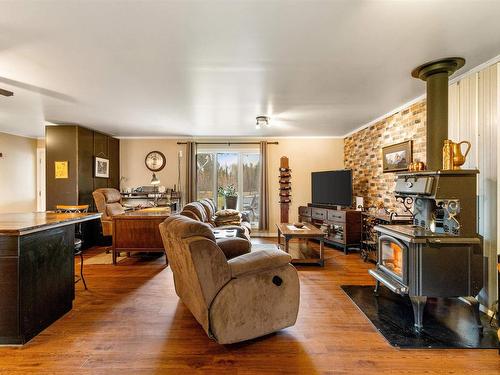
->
(459, 296, 483, 334)
(410, 296, 427, 332)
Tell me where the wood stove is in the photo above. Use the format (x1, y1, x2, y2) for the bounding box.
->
(369, 57, 485, 333)
(369, 169, 484, 332)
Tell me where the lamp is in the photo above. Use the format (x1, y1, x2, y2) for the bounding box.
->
(256, 115, 270, 129)
(151, 173, 160, 185)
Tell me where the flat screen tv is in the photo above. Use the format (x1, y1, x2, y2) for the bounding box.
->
(311, 170, 353, 207)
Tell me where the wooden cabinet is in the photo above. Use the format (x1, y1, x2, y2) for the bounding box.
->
(46, 125, 120, 248)
(299, 204, 361, 254)
(46, 125, 120, 211)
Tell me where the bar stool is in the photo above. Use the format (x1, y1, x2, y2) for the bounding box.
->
(56, 204, 89, 290)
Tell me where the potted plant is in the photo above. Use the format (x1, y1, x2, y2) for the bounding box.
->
(218, 184, 238, 210)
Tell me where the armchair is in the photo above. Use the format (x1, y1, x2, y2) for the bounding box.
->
(159, 215, 300, 344)
(92, 188, 125, 237)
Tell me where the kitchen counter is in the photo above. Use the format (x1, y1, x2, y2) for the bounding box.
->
(0, 212, 101, 235)
(0, 211, 100, 345)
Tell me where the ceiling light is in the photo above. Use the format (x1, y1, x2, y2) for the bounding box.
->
(0, 88, 14, 97)
(256, 116, 270, 129)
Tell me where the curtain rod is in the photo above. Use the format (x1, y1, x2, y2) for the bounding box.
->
(176, 141, 279, 145)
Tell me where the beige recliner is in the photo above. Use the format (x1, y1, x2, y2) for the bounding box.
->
(92, 188, 125, 236)
(159, 215, 300, 344)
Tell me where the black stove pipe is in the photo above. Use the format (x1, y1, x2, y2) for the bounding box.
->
(411, 57, 465, 171)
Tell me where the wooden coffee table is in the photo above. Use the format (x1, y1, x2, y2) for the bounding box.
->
(276, 223, 325, 266)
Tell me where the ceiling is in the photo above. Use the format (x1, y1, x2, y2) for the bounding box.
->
(1, 1, 499, 138)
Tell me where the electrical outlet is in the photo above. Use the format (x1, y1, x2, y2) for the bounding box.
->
(178, 150, 183, 158)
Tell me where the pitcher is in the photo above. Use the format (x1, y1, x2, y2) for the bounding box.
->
(452, 141, 471, 170)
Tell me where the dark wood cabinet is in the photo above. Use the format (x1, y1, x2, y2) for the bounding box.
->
(46, 125, 120, 248)
(46, 125, 120, 211)
(298, 204, 361, 254)
(0, 226, 74, 344)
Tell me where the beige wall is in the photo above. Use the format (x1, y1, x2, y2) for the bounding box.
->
(268, 138, 344, 233)
(120, 137, 344, 234)
(120, 138, 185, 191)
(0, 132, 37, 213)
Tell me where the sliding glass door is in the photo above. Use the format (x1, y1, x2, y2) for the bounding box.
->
(196, 150, 260, 228)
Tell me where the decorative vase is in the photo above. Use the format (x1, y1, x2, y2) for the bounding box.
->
(225, 196, 238, 210)
(452, 141, 471, 170)
(442, 139, 454, 170)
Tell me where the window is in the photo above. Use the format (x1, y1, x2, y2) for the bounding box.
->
(196, 150, 260, 228)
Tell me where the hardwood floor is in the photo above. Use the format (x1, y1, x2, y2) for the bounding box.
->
(0, 239, 498, 374)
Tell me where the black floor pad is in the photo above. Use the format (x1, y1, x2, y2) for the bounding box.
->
(341, 285, 499, 349)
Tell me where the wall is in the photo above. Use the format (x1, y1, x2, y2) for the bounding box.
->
(344, 101, 426, 210)
(449, 63, 499, 309)
(0, 132, 37, 213)
(119, 139, 185, 192)
(45, 125, 120, 210)
(119, 137, 345, 233)
(268, 138, 344, 233)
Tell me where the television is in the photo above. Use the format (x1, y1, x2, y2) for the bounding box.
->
(311, 170, 353, 207)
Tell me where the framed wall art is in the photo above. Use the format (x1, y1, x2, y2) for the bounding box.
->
(382, 140, 412, 173)
(55, 161, 69, 179)
(94, 157, 110, 178)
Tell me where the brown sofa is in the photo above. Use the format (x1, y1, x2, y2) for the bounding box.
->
(180, 198, 251, 241)
(92, 188, 125, 236)
(159, 215, 300, 344)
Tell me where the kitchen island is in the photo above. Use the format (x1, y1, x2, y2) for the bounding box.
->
(0, 212, 100, 345)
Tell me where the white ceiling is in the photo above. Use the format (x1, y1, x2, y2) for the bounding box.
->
(1, 1, 499, 138)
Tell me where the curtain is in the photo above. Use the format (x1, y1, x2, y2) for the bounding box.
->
(185, 141, 197, 204)
(259, 141, 269, 230)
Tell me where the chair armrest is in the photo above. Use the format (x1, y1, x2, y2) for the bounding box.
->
(217, 237, 251, 260)
(228, 249, 292, 278)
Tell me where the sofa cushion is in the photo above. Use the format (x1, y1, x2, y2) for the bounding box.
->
(106, 202, 125, 217)
(162, 215, 216, 242)
(100, 188, 122, 203)
(215, 208, 240, 217)
(182, 202, 208, 223)
(199, 199, 216, 221)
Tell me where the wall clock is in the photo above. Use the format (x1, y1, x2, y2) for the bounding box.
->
(145, 151, 166, 172)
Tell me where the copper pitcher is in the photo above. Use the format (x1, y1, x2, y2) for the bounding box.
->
(452, 141, 471, 170)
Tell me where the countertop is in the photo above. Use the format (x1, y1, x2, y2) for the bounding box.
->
(0, 212, 101, 235)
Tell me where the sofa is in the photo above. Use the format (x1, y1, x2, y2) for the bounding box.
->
(159, 215, 300, 344)
(180, 198, 251, 241)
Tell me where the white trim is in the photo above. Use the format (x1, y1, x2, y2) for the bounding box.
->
(343, 94, 426, 138)
(449, 53, 500, 86)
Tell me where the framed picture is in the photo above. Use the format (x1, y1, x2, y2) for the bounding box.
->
(382, 140, 412, 173)
(94, 157, 110, 178)
(55, 161, 69, 179)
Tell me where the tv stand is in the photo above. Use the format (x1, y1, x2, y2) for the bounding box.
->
(299, 204, 361, 254)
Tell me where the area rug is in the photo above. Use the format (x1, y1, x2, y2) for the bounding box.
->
(83, 251, 126, 265)
(341, 285, 499, 349)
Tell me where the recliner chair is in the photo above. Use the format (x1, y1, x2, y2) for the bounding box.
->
(92, 188, 125, 237)
(159, 215, 300, 344)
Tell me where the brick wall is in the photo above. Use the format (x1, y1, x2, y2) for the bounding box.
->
(344, 100, 426, 210)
